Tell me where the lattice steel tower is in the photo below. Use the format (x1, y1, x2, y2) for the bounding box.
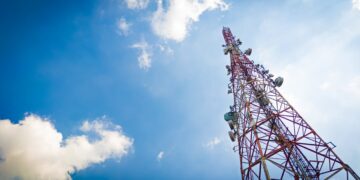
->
(222, 27, 359, 180)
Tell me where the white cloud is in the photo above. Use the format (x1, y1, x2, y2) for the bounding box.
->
(151, 0, 229, 42)
(318, 75, 360, 100)
(0, 114, 133, 180)
(204, 137, 221, 149)
(132, 39, 152, 70)
(117, 17, 131, 36)
(125, 0, 149, 9)
(157, 151, 164, 161)
(353, 0, 360, 11)
(158, 44, 174, 55)
(345, 76, 360, 98)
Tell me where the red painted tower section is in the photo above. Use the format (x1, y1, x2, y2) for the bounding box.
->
(222, 27, 359, 180)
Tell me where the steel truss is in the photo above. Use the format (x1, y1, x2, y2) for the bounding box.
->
(222, 27, 360, 180)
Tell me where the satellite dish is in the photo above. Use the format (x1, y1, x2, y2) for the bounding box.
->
(228, 131, 236, 142)
(228, 121, 235, 130)
(274, 77, 284, 87)
(244, 48, 252, 56)
(236, 39, 242, 45)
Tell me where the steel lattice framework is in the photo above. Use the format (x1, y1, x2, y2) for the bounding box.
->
(222, 27, 360, 180)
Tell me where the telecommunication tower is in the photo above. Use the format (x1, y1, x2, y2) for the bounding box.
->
(222, 27, 359, 179)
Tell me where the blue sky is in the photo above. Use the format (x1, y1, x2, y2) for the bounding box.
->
(0, 0, 360, 179)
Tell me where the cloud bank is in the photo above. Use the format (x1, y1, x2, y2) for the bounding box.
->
(151, 0, 229, 42)
(0, 114, 133, 180)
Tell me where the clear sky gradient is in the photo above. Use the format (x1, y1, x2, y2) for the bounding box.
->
(0, 0, 360, 179)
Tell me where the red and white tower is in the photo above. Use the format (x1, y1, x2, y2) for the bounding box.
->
(222, 27, 359, 180)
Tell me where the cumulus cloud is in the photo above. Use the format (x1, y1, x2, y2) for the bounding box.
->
(204, 137, 221, 149)
(0, 114, 133, 180)
(132, 39, 152, 70)
(157, 151, 164, 161)
(151, 0, 229, 42)
(353, 0, 360, 10)
(117, 17, 131, 36)
(125, 0, 149, 9)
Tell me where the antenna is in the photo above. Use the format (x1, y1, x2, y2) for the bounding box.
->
(222, 27, 360, 180)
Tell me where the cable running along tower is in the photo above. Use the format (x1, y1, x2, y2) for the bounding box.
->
(222, 27, 360, 180)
